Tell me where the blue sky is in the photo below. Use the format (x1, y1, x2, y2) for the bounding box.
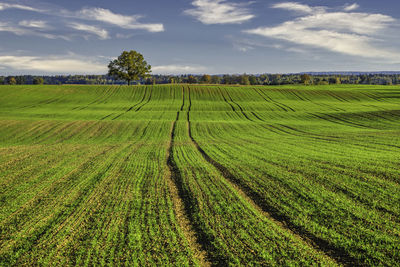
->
(0, 0, 399, 75)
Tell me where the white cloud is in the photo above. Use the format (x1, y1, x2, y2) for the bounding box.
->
(344, 3, 360, 12)
(69, 22, 109, 39)
(233, 42, 254, 52)
(232, 38, 310, 54)
(0, 3, 164, 36)
(0, 22, 29, 35)
(185, 0, 254, 24)
(296, 12, 394, 35)
(285, 47, 308, 54)
(0, 22, 68, 40)
(272, 2, 326, 14)
(0, 55, 107, 74)
(115, 33, 137, 39)
(19, 20, 49, 29)
(76, 7, 164, 32)
(0, 3, 43, 12)
(229, 37, 278, 52)
(152, 64, 207, 74)
(245, 2, 400, 61)
(272, 2, 313, 14)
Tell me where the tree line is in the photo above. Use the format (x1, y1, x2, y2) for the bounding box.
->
(1, 73, 399, 86)
(1, 51, 399, 86)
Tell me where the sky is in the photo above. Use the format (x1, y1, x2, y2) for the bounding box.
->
(0, 0, 400, 75)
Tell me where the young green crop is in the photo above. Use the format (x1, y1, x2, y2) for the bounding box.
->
(0, 84, 399, 265)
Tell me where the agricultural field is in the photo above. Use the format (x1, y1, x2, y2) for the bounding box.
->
(0, 84, 399, 266)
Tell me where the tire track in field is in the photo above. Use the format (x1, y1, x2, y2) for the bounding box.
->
(238, 102, 337, 142)
(78, 85, 121, 111)
(217, 87, 264, 125)
(93, 86, 127, 120)
(135, 87, 153, 112)
(250, 111, 264, 121)
(248, 110, 337, 142)
(311, 112, 377, 129)
(217, 87, 236, 111)
(73, 86, 114, 110)
(254, 88, 295, 112)
(325, 91, 350, 102)
(219, 88, 335, 141)
(97, 85, 121, 105)
(223, 88, 254, 121)
(97, 86, 141, 120)
(19, 96, 62, 110)
(181, 86, 185, 111)
(165, 86, 210, 266)
(186, 87, 358, 266)
(276, 124, 339, 141)
(111, 87, 147, 120)
(217, 87, 256, 122)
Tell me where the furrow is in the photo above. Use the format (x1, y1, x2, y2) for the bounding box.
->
(223, 88, 254, 121)
(112, 87, 147, 120)
(135, 87, 152, 112)
(185, 88, 357, 266)
(165, 112, 211, 267)
(187, 120, 361, 265)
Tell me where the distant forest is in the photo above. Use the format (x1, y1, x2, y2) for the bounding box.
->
(1, 73, 399, 85)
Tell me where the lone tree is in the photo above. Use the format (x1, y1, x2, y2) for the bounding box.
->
(108, 50, 151, 85)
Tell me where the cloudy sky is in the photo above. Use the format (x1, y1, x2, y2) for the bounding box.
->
(0, 0, 399, 75)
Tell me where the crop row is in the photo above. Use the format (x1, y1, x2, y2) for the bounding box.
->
(0, 84, 399, 265)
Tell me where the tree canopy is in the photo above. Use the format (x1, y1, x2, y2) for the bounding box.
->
(1, 73, 399, 86)
(300, 74, 311, 85)
(108, 50, 151, 85)
(200, 74, 211, 84)
(33, 77, 44, 85)
(8, 77, 16, 85)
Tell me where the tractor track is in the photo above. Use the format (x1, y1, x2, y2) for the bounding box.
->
(165, 87, 211, 266)
(112, 87, 148, 120)
(186, 86, 360, 267)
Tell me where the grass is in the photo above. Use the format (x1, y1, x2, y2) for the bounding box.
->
(0, 84, 399, 266)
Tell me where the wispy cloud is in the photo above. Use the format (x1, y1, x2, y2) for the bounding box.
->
(0, 2, 164, 39)
(344, 3, 360, 12)
(271, 2, 322, 14)
(231, 37, 310, 55)
(152, 64, 207, 74)
(245, 2, 400, 61)
(115, 33, 137, 39)
(0, 22, 68, 40)
(69, 22, 109, 40)
(0, 54, 107, 74)
(232, 37, 305, 54)
(19, 20, 49, 29)
(185, 0, 254, 24)
(233, 42, 255, 52)
(0, 3, 43, 12)
(75, 7, 164, 32)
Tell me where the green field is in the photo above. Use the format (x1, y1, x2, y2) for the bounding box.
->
(0, 84, 399, 266)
